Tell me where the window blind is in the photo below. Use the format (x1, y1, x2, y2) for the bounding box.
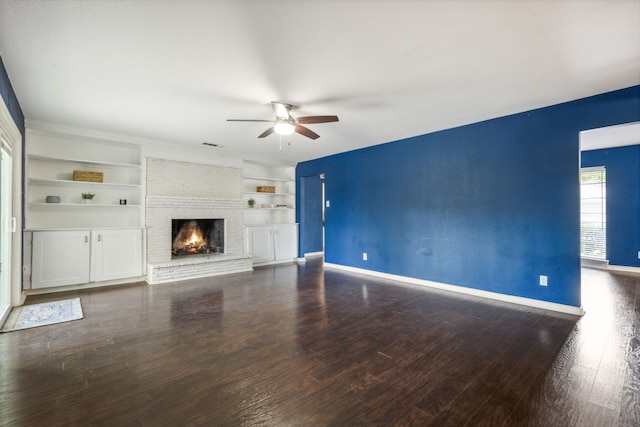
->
(580, 167, 606, 259)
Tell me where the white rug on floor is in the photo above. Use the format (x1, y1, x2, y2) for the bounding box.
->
(1, 298, 83, 332)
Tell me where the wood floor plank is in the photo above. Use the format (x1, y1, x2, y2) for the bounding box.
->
(0, 261, 637, 426)
(619, 278, 640, 427)
(587, 275, 637, 416)
(464, 397, 514, 427)
(620, 362, 640, 427)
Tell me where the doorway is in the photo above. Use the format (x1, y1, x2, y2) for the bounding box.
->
(0, 131, 13, 323)
(299, 174, 324, 257)
(0, 97, 22, 327)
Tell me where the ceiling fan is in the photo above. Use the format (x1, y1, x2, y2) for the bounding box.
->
(227, 101, 339, 140)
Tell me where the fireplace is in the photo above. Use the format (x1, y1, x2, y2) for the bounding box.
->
(172, 219, 224, 258)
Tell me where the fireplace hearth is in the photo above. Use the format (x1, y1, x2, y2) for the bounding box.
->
(172, 219, 224, 258)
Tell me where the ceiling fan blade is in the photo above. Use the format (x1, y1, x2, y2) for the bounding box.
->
(272, 101, 292, 120)
(297, 115, 339, 124)
(258, 127, 276, 138)
(295, 125, 320, 140)
(227, 119, 274, 123)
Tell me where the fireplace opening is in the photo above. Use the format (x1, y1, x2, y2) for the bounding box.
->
(172, 219, 224, 258)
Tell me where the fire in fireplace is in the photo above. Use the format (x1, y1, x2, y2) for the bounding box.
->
(172, 219, 224, 258)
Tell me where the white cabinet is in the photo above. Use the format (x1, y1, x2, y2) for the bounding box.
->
(91, 229, 143, 282)
(242, 161, 297, 265)
(246, 226, 275, 264)
(31, 229, 143, 289)
(273, 224, 297, 260)
(25, 129, 145, 291)
(32, 230, 91, 288)
(245, 224, 298, 265)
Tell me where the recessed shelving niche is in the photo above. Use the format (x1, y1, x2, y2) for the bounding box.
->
(25, 129, 144, 229)
(242, 160, 296, 225)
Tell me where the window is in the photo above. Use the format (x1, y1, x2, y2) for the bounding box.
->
(580, 167, 606, 259)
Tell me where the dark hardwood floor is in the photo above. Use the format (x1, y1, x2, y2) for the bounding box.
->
(1, 259, 638, 426)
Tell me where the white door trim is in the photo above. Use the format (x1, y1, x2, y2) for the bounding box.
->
(0, 93, 24, 308)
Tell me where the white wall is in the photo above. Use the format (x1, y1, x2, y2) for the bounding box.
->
(145, 159, 245, 264)
(146, 158, 242, 199)
(26, 119, 245, 168)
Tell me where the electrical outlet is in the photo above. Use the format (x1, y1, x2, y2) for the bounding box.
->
(637, 250, 640, 259)
(326, 200, 330, 208)
(363, 252, 368, 261)
(539, 275, 548, 287)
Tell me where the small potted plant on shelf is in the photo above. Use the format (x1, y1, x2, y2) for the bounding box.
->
(247, 197, 256, 208)
(81, 192, 95, 204)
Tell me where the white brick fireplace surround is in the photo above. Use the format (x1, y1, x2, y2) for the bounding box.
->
(145, 159, 252, 284)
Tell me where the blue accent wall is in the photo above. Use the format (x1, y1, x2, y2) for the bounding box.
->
(0, 55, 25, 136)
(297, 86, 640, 308)
(582, 145, 640, 267)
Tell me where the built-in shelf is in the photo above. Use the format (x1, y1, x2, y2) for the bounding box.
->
(26, 129, 144, 230)
(244, 176, 292, 183)
(243, 160, 296, 226)
(28, 203, 142, 208)
(243, 191, 294, 197)
(28, 178, 141, 189)
(27, 154, 141, 169)
(244, 207, 294, 211)
(25, 226, 145, 231)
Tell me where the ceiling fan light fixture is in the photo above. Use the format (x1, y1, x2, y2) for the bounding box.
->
(228, 101, 339, 140)
(274, 122, 295, 136)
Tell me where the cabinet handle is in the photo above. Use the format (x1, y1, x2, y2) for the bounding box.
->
(98, 235, 102, 242)
(10, 217, 16, 232)
(85, 236, 89, 243)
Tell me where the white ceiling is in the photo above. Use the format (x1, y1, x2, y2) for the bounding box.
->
(0, 0, 639, 165)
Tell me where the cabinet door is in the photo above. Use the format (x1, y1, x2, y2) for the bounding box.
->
(273, 224, 298, 261)
(92, 229, 143, 282)
(246, 226, 274, 264)
(32, 231, 90, 289)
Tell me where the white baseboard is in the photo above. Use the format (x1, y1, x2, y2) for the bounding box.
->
(606, 264, 640, 277)
(581, 259, 640, 277)
(581, 257, 609, 269)
(297, 252, 324, 264)
(24, 276, 146, 296)
(324, 263, 585, 316)
(253, 258, 298, 267)
(304, 251, 324, 258)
